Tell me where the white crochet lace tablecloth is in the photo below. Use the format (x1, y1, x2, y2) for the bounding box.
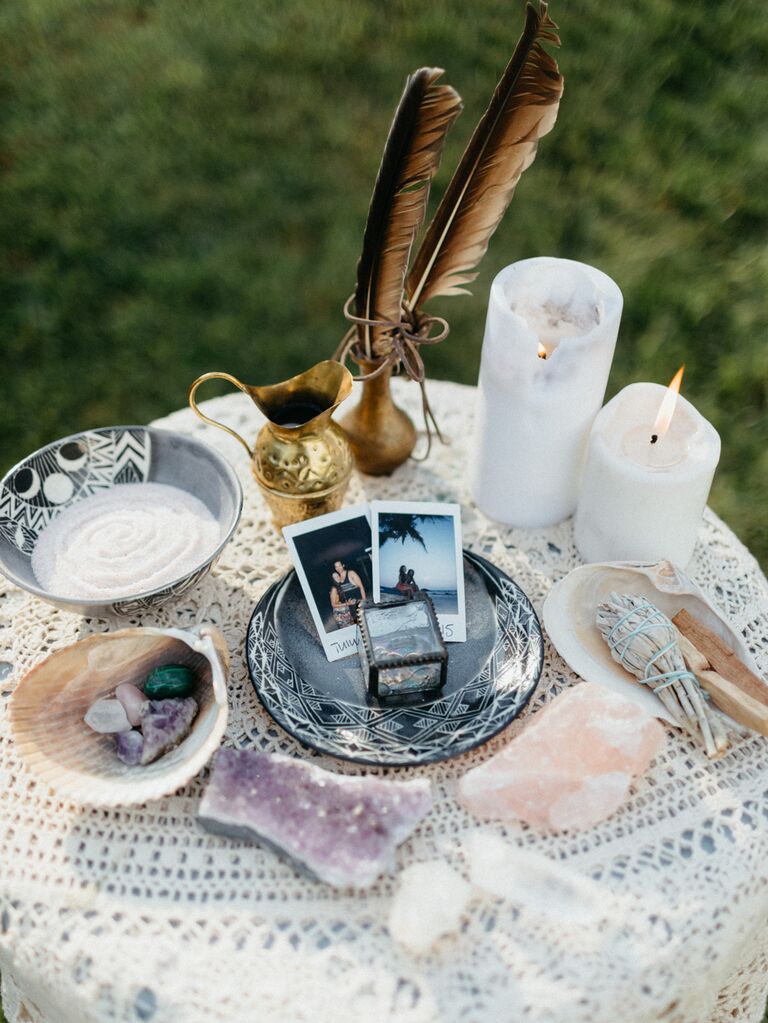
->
(1, 378, 767, 1023)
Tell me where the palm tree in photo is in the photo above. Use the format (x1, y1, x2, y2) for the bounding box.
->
(378, 513, 442, 550)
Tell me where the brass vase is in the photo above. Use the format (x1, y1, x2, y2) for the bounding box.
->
(339, 359, 416, 476)
(189, 360, 354, 530)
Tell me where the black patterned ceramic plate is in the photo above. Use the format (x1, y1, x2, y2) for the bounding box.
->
(245, 550, 544, 766)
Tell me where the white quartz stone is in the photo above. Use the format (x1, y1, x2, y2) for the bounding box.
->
(388, 861, 473, 954)
(84, 697, 132, 734)
(465, 833, 612, 926)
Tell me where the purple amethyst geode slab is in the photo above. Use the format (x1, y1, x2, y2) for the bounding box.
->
(198, 749, 433, 888)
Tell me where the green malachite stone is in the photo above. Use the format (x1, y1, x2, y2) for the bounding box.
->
(143, 664, 196, 699)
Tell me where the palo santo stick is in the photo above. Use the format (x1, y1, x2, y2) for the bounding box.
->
(672, 609, 768, 705)
(675, 628, 768, 738)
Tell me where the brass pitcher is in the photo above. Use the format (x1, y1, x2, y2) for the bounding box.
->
(188, 361, 354, 530)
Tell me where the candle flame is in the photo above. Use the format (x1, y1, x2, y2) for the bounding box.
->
(537, 342, 548, 360)
(650, 365, 685, 443)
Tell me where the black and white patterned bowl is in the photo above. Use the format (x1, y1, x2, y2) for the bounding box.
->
(0, 426, 243, 617)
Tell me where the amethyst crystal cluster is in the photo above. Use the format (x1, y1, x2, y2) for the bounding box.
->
(84, 664, 199, 767)
(199, 749, 433, 888)
(115, 698, 199, 766)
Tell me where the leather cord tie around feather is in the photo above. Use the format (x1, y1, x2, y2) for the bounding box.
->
(335, 294, 450, 460)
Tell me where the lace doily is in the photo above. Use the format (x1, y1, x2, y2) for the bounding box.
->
(1, 379, 767, 1023)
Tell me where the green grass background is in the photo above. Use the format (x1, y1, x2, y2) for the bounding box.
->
(2, 4, 768, 1010)
(1, 0, 766, 564)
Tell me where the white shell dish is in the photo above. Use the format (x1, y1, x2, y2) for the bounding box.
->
(543, 560, 763, 723)
(10, 625, 229, 807)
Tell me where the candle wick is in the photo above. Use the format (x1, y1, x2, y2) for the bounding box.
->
(650, 434, 658, 445)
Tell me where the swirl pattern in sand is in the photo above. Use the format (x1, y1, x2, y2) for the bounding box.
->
(31, 483, 222, 600)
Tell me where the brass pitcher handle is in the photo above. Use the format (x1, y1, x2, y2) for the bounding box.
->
(188, 372, 254, 458)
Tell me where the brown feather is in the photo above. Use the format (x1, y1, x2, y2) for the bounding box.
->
(354, 68, 462, 357)
(406, 2, 563, 310)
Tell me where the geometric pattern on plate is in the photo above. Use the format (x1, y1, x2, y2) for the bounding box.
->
(245, 550, 544, 766)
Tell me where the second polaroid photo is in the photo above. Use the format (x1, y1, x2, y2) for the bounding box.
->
(371, 500, 466, 642)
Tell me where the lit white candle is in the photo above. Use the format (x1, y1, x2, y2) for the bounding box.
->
(574, 370, 721, 566)
(469, 258, 622, 527)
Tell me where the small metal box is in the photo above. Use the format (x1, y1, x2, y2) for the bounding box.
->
(357, 592, 448, 701)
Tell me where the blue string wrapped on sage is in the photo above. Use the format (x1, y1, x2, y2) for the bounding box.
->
(596, 593, 729, 759)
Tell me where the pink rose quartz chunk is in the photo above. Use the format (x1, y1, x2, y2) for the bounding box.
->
(115, 683, 148, 727)
(458, 685, 666, 832)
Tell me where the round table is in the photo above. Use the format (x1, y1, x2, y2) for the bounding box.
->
(2, 379, 767, 1023)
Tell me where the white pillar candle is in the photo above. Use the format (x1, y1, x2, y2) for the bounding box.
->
(574, 380, 721, 566)
(469, 257, 622, 527)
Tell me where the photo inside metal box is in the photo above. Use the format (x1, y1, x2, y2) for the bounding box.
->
(364, 601, 443, 659)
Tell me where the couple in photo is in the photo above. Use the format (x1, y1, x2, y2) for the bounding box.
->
(328, 561, 420, 630)
(329, 559, 366, 628)
(394, 565, 420, 599)
(283, 499, 466, 659)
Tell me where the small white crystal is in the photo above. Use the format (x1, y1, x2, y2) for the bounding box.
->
(388, 861, 472, 954)
(465, 833, 611, 926)
(84, 697, 132, 734)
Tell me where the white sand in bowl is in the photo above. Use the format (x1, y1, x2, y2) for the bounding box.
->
(31, 482, 222, 600)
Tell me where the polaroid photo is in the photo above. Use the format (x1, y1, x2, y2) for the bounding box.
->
(371, 500, 466, 643)
(282, 503, 372, 662)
